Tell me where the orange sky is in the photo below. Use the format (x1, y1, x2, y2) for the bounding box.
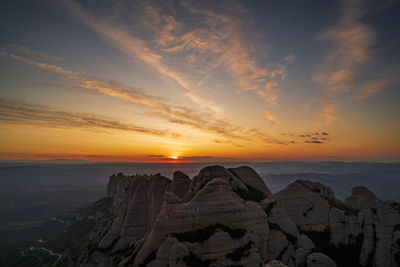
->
(0, 0, 399, 162)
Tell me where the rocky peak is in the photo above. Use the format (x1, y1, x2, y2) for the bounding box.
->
(228, 166, 274, 197)
(171, 171, 191, 199)
(79, 166, 331, 266)
(76, 167, 400, 267)
(183, 165, 269, 203)
(276, 179, 400, 267)
(345, 186, 378, 210)
(296, 179, 335, 200)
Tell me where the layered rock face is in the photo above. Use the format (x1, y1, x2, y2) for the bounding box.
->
(79, 166, 323, 267)
(78, 166, 399, 267)
(276, 180, 400, 267)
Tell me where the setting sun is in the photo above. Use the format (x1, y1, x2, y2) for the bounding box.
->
(169, 156, 179, 160)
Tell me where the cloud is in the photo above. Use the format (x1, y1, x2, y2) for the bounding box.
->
(0, 97, 181, 138)
(182, 156, 215, 159)
(160, 2, 286, 105)
(145, 155, 218, 161)
(180, 156, 234, 162)
(0, 51, 243, 139)
(305, 140, 323, 144)
(57, 0, 221, 113)
(0, 51, 166, 106)
(311, 0, 398, 126)
(299, 132, 329, 137)
(296, 132, 330, 144)
(0, 44, 63, 62)
(213, 139, 243, 148)
(352, 78, 397, 101)
(319, 103, 339, 127)
(1, 46, 297, 147)
(262, 110, 278, 124)
(59, 0, 287, 107)
(145, 154, 232, 162)
(284, 55, 297, 64)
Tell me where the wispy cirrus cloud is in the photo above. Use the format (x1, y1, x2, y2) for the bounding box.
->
(57, 0, 220, 113)
(313, 0, 375, 95)
(312, 0, 399, 126)
(0, 97, 181, 138)
(0, 44, 63, 62)
(262, 110, 278, 124)
(0, 50, 289, 145)
(352, 78, 397, 101)
(143, 1, 286, 105)
(0, 51, 165, 107)
(57, 0, 290, 120)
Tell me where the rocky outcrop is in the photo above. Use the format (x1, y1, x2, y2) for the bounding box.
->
(79, 166, 332, 267)
(82, 173, 171, 265)
(77, 165, 399, 267)
(276, 179, 400, 267)
(345, 186, 377, 210)
(171, 171, 191, 199)
(133, 177, 269, 267)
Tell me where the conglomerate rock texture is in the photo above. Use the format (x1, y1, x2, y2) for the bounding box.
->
(77, 166, 400, 267)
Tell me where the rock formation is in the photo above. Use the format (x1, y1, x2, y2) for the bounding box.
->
(171, 171, 191, 199)
(276, 180, 400, 267)
(76, 166, 400, 267)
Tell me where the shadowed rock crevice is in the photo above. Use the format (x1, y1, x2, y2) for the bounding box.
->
(171, 223, 246, 243)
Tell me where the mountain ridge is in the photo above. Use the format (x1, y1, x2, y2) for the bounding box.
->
(67, 165, 400, 266)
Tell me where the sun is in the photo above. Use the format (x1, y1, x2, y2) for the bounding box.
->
(170, 155, 178, 159)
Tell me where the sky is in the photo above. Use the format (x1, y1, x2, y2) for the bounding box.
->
(0, 0, 399, 162)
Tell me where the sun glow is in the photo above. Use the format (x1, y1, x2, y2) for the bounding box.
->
(170, 155, 179, 159)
